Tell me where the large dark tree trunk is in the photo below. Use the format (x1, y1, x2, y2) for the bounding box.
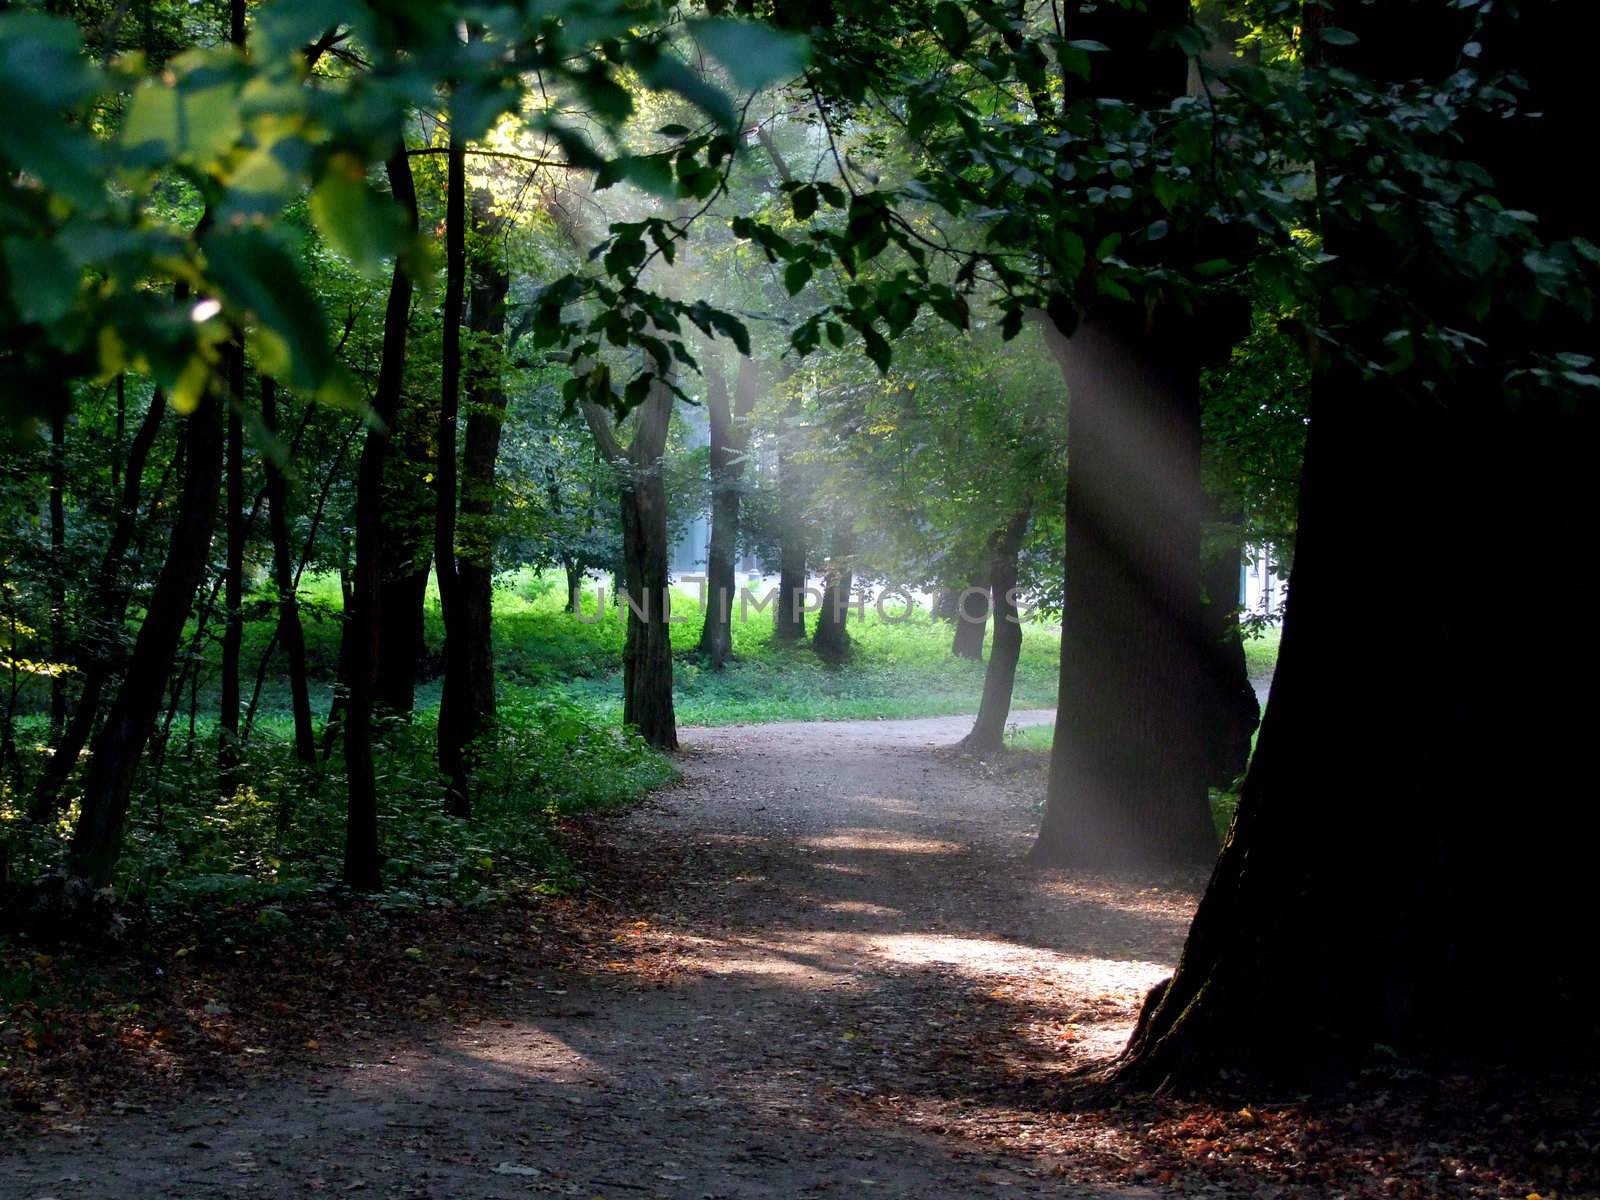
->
(261, 378, 316, 764)
(1030, 0, 1217, 868)
(773, 398, 808, 641)
(30, 390, 167, 821)
(218, 348, 245, 794)
(68, 389, 224, 885)
(811, 527, 854, 662)
(343, 149, 419, 890)
(950, 569, 990, 660)
(1031, 318, 1216, 867)
(1198, 507, 1258, 787)
(1118, 362, 1597, 1083)
(1117, 0, 1597, 1085)
(584, 377, 677, 750)
(434, 131, 471, 815)
(696, 357, 758, 668)
(960, 506, 1031, 755)
(439, 186, 509, 810)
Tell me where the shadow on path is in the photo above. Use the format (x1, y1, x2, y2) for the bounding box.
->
(2, 711, 1202, 1199)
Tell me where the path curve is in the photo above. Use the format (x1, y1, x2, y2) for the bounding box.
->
(3, 712, 1200, 1199)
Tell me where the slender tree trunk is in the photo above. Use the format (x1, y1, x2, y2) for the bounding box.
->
(30, 389, 167, 820)
(373, 382, 435, 712)
(584, 378, 677, 750)
(215, 0, 248, 797)
(218, 347, 245, 794)
(961, 506, 1031, 755)
(68, 386, 224, 886)
(1198, 506, 1258, 787)
(434, 129, 471, 815)
(619, 428, 676, 749)
(440, 186, 509, 807)
(696, 357, 758, 667)
(261, 378, 315, 763)
(1029, 0, 1215, 868)
(48, 404, 68, 734)
(343, 150, 419, 890)
(374, 561, 429, 713)
(951, 568, 990, 660)
(1030, 319, 1216, 867)
(812, 528, 854, 662)
(774, 398, 808, 641)
(111, 374, 125, 498)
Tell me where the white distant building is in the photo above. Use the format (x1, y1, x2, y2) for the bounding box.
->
(1241, 545, 1288, 619)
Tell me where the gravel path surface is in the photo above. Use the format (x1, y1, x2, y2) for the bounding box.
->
(3, 710, 1199, 1200)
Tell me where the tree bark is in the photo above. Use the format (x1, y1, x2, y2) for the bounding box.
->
(584, 377, 677, 750)
(811, 527, 854, 662)
(48, 403, 67, 734)
(261, 378, 316, 764)
(439, 185, 509, 811)
(1029, 0, 1217, 869)
(1030, 319, 1216, 868)
(218, 346, 245, 794)
(950, 569, 990, 660)
(434, 128, 471, 815)
(960, 506, 1031, 755)
(68, 386, 224, 885)
(373, 560, 429, 712)
(215, 0, 248, 796)
(1117, 357, 1597, 1083)
(696, 356, 758, 667)
(343, 149, 419, 890)
(773, 388, 808, 641)
(1116, 0, 1598, 1085)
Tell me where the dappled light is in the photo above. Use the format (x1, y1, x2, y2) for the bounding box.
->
(3, 0, 1594, 1195)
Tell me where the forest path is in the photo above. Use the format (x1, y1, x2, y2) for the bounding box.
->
(4, 711, 1201, 1200)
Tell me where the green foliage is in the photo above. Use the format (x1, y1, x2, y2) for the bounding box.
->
(3, 689, 675, 913)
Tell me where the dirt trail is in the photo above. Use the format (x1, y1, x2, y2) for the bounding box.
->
(3, 712, 1201, 1199)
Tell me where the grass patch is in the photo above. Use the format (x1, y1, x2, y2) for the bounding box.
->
(232, 568, 1063, 728)
(1242, 623, 1282, 679)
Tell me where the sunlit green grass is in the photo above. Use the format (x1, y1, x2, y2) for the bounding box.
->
(239, 568, 1063, 728)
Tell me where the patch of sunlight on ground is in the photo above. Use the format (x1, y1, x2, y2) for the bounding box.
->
(866, 933, 1170, 992)
(799, 831, 966, 855)
(821, 900, 903, 917)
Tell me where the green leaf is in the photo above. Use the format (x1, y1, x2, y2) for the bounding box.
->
(3, 237, 79, 325)
(1319, 27, 1359, 45)
(932, 2, 970, 53)
(309, 154, 407, 278)
(861, 324, 891, 372)
(120, 50, 242, 168)
(169, 353, 214, 416)
(791, 185, 818, 220)
(203, 228, 337, 396)
(690, 19, 810, 92)
(784, 260, 813, 295)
